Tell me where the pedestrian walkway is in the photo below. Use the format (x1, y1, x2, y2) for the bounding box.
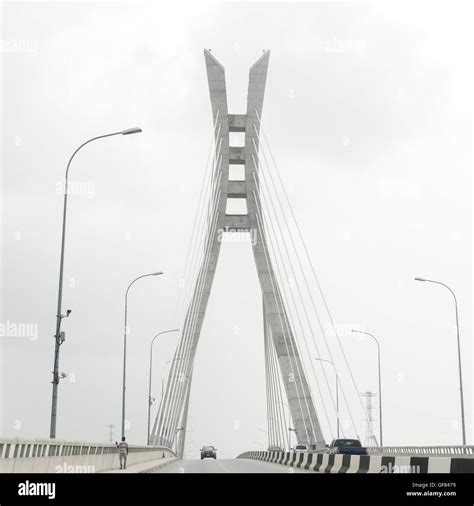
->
(100, 457, 176, 474)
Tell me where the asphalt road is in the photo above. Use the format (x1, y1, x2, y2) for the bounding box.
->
(153, 458, 311, 473)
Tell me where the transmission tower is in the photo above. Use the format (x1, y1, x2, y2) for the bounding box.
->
(361, 391, 377, 447)
(106, 424, 115, 443)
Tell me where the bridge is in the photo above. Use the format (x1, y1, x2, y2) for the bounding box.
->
(1, 50, 472, 476)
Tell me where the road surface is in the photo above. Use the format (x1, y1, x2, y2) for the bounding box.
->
(153, 458, 311, 473)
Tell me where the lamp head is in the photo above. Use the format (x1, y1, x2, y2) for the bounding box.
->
(414, 277, 426, 282)
(153, 271, 164, 276)
(122, 127, 142, 135)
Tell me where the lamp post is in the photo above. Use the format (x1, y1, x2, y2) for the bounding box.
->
(314, 358, 339, 438)
(351, 330, 383, 446)
(50, 127, 142, 439)
(121, 271, 163, 439)
(147, 329, 180, 445)
(415, 277, 466, 445)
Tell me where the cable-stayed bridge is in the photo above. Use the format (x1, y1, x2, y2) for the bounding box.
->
(1, 50, 471, 475)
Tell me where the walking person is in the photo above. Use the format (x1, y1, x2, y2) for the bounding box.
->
(115, 437, 129, 470)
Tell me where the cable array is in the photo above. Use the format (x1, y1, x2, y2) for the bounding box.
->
(151, 107, 379, 450)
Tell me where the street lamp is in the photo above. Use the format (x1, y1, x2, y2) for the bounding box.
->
(148, 329, 180, 445)
(121, 271, 163, 439)
(50, 127, 142, 439)
(415, 277, 466, 445)
(314, 358, 340, 438)
(351, 330, 383, 446)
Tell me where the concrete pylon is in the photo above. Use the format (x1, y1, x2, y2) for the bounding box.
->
(153, 50, 326, 450)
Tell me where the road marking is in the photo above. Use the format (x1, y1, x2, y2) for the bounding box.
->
(216, 460, 231, 473)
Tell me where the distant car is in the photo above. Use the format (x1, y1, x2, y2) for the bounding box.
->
(268, 446, 285, 452)
(200, 446, 217, 459)
(293, 444, 309, 454)
(327, 439, 367, 455)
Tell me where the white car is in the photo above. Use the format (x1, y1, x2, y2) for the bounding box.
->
(293, 444, 309, 453)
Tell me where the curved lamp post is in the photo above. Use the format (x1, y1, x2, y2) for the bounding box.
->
(415, 277, 466, 445)
(351, 330, 383, 446)
(50, 127, 142, 439)
(121, 271, 163, 439)
(147, 328, 180, 445)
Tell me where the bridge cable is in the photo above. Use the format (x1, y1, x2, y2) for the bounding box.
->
(252, 135, 347, 439)
(174, 111, 221, 326)
(158, 171, 222, 443)
(267, 320, 290, 449)
(161, 181, 224, 444)
(162, 151, 225, 436)
(253, 182, 331, 444)
(255, 110, 374, 441)
(251, 163, 335, 442)
(254, 126, 359, 441)
(160, 192, 222, 444)
(253, 196, 311, 444)
(155, 181, 223, 445)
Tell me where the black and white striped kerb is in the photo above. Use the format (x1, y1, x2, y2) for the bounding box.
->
(237, 451, 474, 474)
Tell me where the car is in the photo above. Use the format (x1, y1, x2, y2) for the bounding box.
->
(293, 444, 309, 453)
(268, 446, 285, 452)
(200, 445, 217, 459)
(327, 439, 367, 455)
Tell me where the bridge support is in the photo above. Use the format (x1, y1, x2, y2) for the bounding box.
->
(151, 50, 325, 451)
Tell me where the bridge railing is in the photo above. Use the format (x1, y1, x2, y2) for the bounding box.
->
(0, 438, 175, 460)
(367, 446, 474, 457)
(0, 437, 176, 473)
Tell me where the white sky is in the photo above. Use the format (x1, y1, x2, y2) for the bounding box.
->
(0, 0, 472, 459)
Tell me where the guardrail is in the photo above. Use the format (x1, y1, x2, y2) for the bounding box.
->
(367, 446, 474, 457)
(0, 438, 176, 473)
(0, 438, 175, 459)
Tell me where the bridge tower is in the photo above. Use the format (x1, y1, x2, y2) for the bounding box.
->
(152, 51, 326, 455)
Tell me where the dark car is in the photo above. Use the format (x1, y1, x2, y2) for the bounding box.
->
(200, 446, 217, 459)
(327, 439, 367, 455)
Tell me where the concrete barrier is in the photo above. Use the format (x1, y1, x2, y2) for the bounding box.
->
(0, 438, 175, 473)
(237, 450, 474, 473)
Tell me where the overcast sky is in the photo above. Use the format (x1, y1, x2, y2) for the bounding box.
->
(0, 0, 472, 459)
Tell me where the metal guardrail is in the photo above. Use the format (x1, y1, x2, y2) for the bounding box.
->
(367, 446, 474, 457)
(0, 438, 176, 459)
